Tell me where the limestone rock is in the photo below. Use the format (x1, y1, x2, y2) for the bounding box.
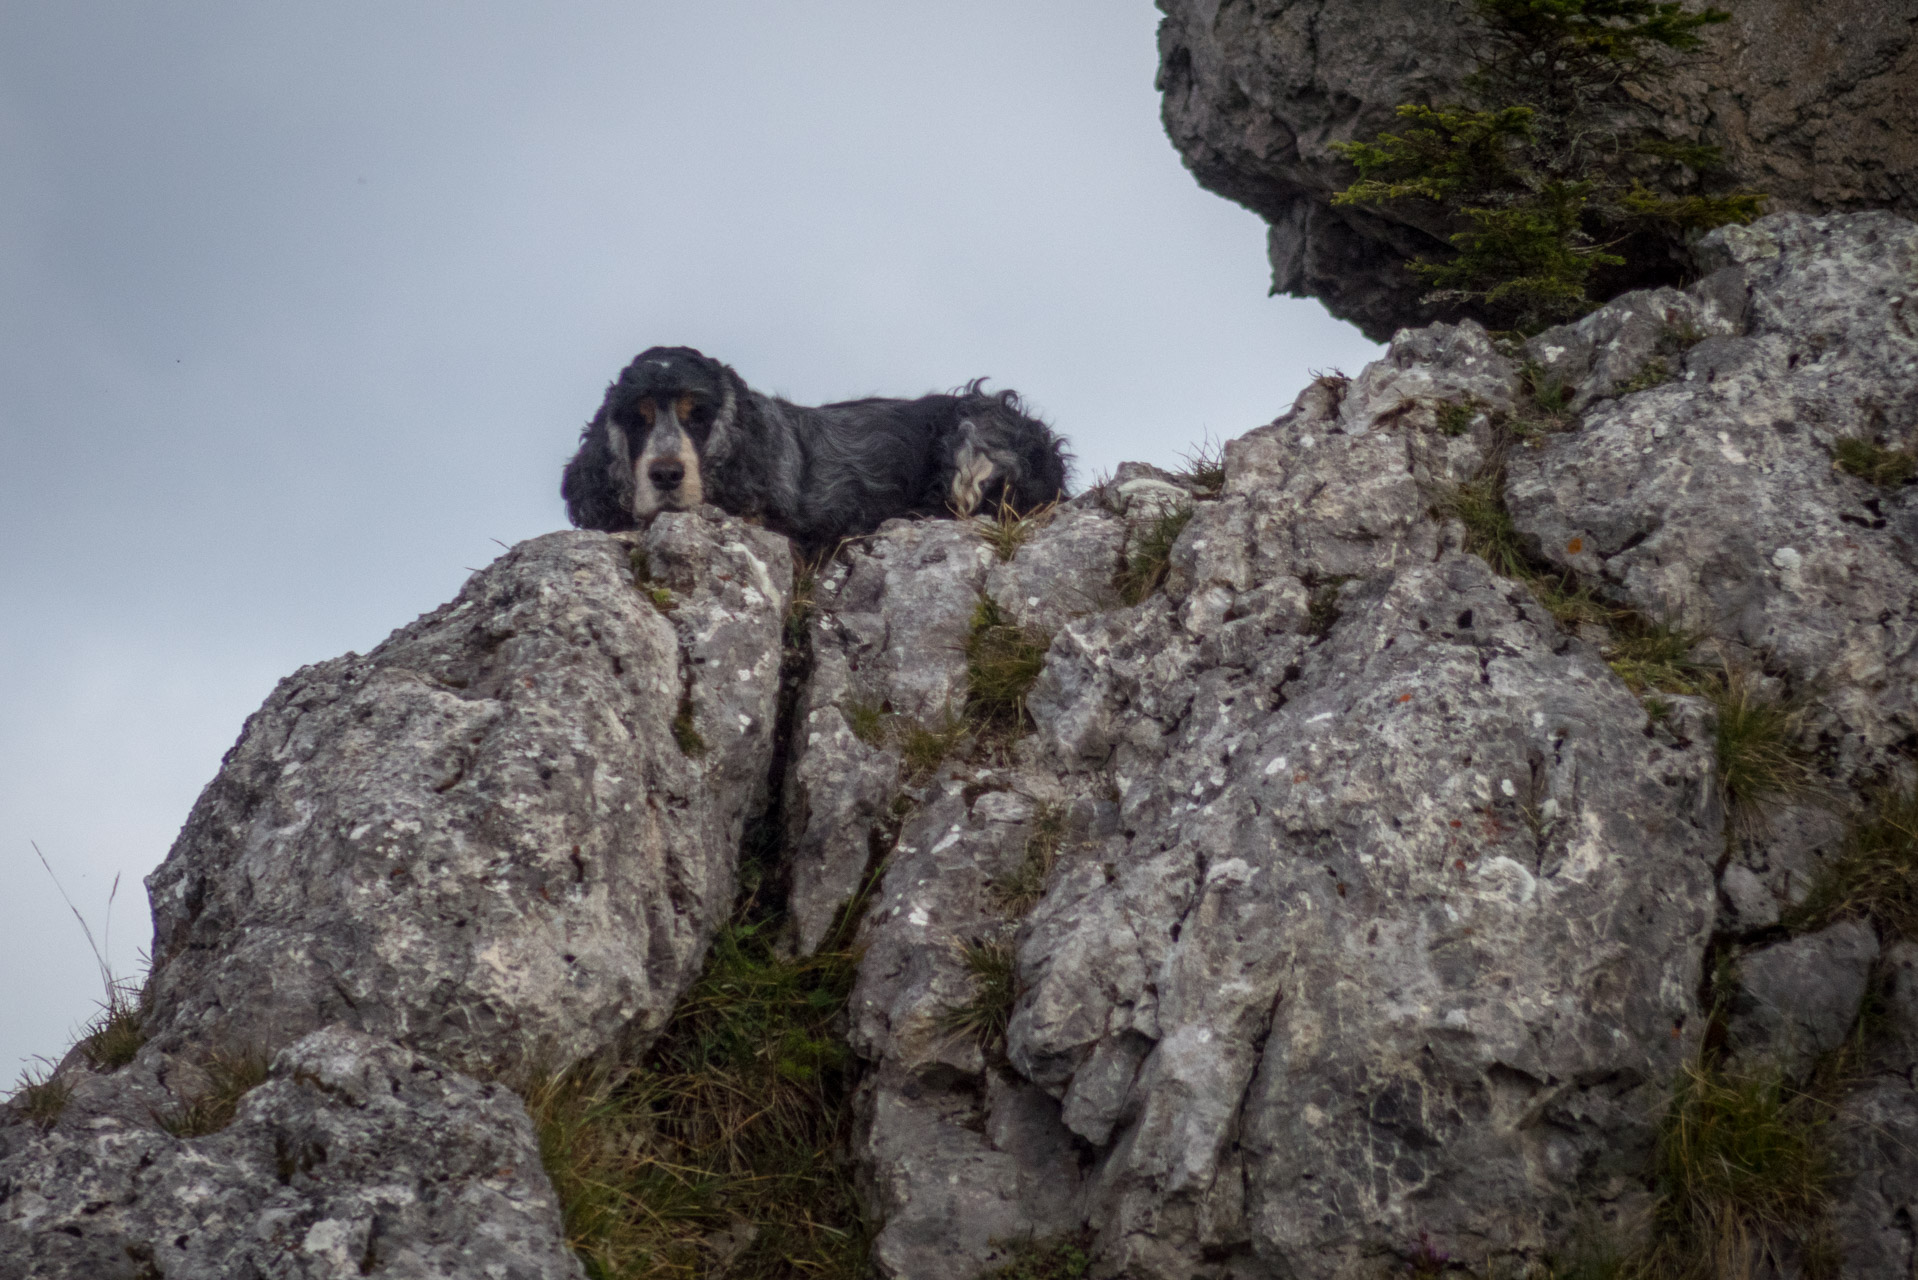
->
(1727, 920, 1879, 1076)
(1507, 213, 1918, 778)
(1156, 0, 1918, 338)
(139, 520, 790, 1077)
(0, 1027, 583, 1280)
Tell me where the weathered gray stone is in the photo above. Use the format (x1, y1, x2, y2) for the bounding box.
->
(138, 520, 789, 1077)
(1508, 213, 1918, 778)
(0, 1027, 583, 1280)
(1728, 920, 1879, 1076)
(1156, 0, 1918, 337)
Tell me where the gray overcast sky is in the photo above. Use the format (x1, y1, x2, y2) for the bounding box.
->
(0, 2, 1381, 1076)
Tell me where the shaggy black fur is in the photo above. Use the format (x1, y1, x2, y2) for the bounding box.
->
(562, 347, 1069, 551)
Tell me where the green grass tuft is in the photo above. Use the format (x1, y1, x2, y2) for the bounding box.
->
(1303, 576, 1353, 638)
(1785, 789, 1918, 940)
(1439, 475, 1530, 578)
(1614, 356, 1672, 396)
(934, 939, 1018, 1053)
(1117, 506, 1195, 606)
(160, 1049, 272, 1137)
(1604, 621, 1708, 694)
(525, 922, 868, 1280)
(1832, 437, 1918, 487)
(841, 698, 888, 747)
(671, 696, 707, 758)
(899, 712, 970, 780)
(965, 597, 1051, 732)
(991, 805, 1067, 917)
(1435, 399, 1481, 437)
(980, 1234, 1093, 1280)
(78, 985, 147, 1071)
(1708, 669, 1817, 812)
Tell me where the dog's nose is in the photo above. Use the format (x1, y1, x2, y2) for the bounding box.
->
(648, 461, 685, 492)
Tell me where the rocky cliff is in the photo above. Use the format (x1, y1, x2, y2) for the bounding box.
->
(4, 211, 1916, 1279)
(1156, 0, 1918, 339)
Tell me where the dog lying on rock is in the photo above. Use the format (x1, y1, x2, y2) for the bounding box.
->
(562, 346, 1069, 550)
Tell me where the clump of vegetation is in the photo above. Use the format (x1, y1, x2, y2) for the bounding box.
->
(784, 556, 820, 649)
(1506, 362, 1577, 438)
(628, 547, 677, 613)
(9, 1065, 72, 1128)
(1303, 575, 1353, 639)
(1707, 669, 1817, 813)
(1439, 474, 1530, 578)
(935, 939, 1018, 1053)
(840, 697, 888, 747)
(965, 597, 1051, 731)
(980, 1234, 1093, 1280)
(1604, 620, 1708, 694)
(976, 498, 1059, 563)
(160, 1049, 272, 1137)
(992, 805, 1067, 917)
(1638, 1060, 1833, 1279)
(76, 984, 148, 1071)
(1117, 506, 1195, 606)
(1435, 398, 1482, 437)
(1176, 438, 1227, 493)
(525, 918, 869, 1280)
(899, 711, 971, 780)
(1613, 356, 1672, 397)
(1786, 788, 1918, 939)
(1832, 437, 1918, 487)
(671, 693, 706, 758)
(1331, 0, 1765, 332)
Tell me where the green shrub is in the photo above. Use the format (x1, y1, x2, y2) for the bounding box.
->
(1332, 0, 1764, 332)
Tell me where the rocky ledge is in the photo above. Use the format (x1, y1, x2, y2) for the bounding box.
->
(3, 211, 1915, 1279)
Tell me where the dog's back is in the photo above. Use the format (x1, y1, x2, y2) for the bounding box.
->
(564, 350, 1068, 550)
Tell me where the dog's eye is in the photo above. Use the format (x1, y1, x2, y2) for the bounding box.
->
(686, 403, 716, 429)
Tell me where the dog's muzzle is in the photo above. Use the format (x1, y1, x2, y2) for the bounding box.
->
(632, 411, 705, 516)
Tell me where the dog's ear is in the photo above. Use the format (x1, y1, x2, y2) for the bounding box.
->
(697, 367, 746, 467)
(561, 405, 638, 530)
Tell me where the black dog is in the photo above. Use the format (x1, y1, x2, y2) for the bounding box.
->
(562, 347, 1069, 550)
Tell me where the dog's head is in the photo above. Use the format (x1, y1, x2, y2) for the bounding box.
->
(597, 346, 740, 518)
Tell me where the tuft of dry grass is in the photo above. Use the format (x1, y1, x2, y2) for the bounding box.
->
(1707, 669, 1818, 813)
(965, 597, 1051, 732)
(1604, 621, 1709, 695)
(1174, 438, 1226, 493)
(934, 939, 1018, 1054)
(525, 922, 868, 1280)
(1832, 437, 1918, 487)
(1636, 1060, 1832, 1279)
(991, 805, 1067, 917)
(78, 983, 148, 1071)
(160, 1049, 272, 1137)
(1785, 788, 1918, 940)
(899, 712, 970, 781)
(9, 1064, 73, 1128)
(1116, 506, 1195, 606)
(975, 498, 1059, 563)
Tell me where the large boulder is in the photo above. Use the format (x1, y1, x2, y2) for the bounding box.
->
(1156, 0, 1918, 338)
